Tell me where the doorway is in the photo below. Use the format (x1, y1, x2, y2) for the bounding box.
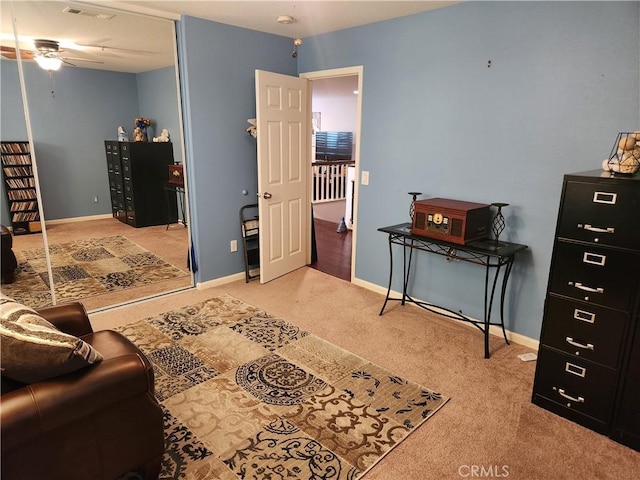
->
(302, 67, 362, 282)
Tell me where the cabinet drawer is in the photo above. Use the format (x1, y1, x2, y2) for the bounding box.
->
(542, 296, 628, 367)
(534, 347, 617, 421)
(549, 242, 640, 311)
(121, 158, 131, 174)
(557, 181, 640, 250)
(108, 162, 121, 174)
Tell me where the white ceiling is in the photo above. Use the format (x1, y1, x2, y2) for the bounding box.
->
(0, 1, 457, 73)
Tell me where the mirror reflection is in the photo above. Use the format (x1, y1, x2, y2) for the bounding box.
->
(0, 1, 193, 310)
(0, 30, 50, 305)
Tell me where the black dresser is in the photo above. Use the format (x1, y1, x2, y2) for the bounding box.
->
(532, 169, 640, 451)
(104, 141, 177, 228)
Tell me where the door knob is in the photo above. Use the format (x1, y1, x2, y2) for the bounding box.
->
(262, 192, 272, 199)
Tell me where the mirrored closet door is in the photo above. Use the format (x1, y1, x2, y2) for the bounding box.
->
(0, 1, 193, 311)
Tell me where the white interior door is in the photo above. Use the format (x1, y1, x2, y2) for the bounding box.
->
(255, 70, 310, 283)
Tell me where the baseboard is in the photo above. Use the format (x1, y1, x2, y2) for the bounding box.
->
(197, 271, 246, 289)
(352, 276, 539, 352)
(45, 214, 113, 225)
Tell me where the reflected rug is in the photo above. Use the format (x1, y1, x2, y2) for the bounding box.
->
(115, 294, 449, 480)
(1, 236, 188, 309)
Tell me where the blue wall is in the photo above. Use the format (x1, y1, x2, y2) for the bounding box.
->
(176, 16, 296, 282)
(296, 1, 640, 339)
(2, 2, 638, 344)
(137, 67, 182, 162)
(0, 62, 179, 222)
(0, 61, 28, 225)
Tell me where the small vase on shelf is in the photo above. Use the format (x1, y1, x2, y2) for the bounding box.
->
(133, 127, 147, 142)
(134, 117, 151, 142)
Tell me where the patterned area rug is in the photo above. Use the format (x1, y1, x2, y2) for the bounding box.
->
(115, 294, 449, 480)
(2, 236, 188, 309)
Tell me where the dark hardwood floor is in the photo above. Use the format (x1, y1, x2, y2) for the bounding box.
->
(311, 218, 352, 281)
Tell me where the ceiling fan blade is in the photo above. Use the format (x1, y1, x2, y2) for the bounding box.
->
(61, 58, 76, 67)
(62, 56, 104, 65)
(75, 43, 160, 56)
(1, 45, 35, 60)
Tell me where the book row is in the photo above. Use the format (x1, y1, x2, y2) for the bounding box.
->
(7, 188, 37, 200)
(3, 166, 33, 177)
(12, 211, 39, 222)
(1, 143, 30, 154)
(2, 154, 32, 165)
(5, 178, 36, 188)
(10, 201, 38, 212)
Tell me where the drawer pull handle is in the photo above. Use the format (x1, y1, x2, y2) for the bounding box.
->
(582, 224, 615, 234)
(565, 337, 594, 351)
(572, 282, 604, 294)
(592, 191, 617, 205)
(557, 388, 585, 403)
(582, 252, 606, 266)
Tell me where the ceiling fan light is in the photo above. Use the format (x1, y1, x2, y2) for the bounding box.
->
(277, 15, 294, 24)
(35, 55, 62, 71)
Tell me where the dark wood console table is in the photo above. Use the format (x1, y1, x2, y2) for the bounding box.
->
(379, 223, 528, 358)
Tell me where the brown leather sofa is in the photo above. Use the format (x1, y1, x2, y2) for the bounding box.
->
(1, 302, 165, 480)
(1, 225, 17, 283)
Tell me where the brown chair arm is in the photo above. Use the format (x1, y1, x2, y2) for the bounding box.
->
(36, 302, 93, 337)
(0, 353, 153, 453)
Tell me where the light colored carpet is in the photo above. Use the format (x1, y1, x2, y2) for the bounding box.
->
(2, 235, 188, 309)
(93, 267, 640, 480)
(114, 293, 448, 479)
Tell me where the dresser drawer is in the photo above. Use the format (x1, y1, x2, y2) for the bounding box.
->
(542, 296, 628, 367)
(549, 241, 640, 311)
(557, 181, 640, 250)
(534, 347, 617, 422)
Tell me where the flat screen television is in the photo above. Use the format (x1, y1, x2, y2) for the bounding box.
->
(315, 131, 353, 161)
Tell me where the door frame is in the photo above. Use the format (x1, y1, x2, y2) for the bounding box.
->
(300, 66, 363, 282)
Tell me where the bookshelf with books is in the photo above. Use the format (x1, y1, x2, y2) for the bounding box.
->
(1, 141, 42, 235)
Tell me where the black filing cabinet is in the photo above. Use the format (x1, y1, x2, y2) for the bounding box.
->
(104, 141, 177, 228)
(532, 169, 640, 450)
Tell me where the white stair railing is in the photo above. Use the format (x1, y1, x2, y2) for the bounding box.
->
(311, 160, 354, 203)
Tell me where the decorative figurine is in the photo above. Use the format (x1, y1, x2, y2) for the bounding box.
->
(246, 118, 257, 138)
(153, 129, 171, 142)
(117, 126, 128, 142)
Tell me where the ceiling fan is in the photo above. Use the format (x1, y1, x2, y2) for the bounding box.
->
(0, 38, 103, 71)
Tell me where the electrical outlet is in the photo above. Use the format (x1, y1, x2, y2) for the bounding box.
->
(230, 240, 238, 252)
(93, 195, 99, 203)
